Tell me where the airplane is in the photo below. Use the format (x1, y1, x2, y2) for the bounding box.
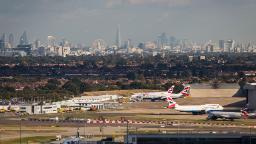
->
(130, 84, 190, 102)
(166, 95, 223, 115)
(207, 109, 249, 121)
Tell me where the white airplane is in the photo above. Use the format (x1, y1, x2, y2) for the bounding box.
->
(207, 110, 248, 121)
(166, 93, 223, 115)
(130, 84, 190, 102)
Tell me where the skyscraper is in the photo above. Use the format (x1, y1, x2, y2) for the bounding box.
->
(124, 39, 131, 49)
(0, 33, 6, 49)
(19, 31, 28, 45)
(224, 40, 235, 52)
(47, 36, 56, 47)
(219, 40, 225, 50)
(1, 33, 6, 42)
(35, 39, 41, 48)
(116, 25, 121, 48)
(157, 33, 168, 49)
(9, 33, 14, 48)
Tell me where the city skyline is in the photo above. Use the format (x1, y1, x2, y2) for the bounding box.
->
(0, 0, 256, 45)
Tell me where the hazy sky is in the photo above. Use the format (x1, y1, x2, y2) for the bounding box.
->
(0, 0, 256, 45)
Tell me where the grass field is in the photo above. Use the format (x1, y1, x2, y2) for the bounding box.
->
(82, 89, 160, 97)
(1, 136, 55, 144)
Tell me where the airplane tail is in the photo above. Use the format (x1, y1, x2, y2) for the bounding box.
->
(166, 96, 177, 109)
(180, 85, 191, 97)
(241, 108, 249, 119)
(167, 85, 175, 95)
(166, 85, 174, 101)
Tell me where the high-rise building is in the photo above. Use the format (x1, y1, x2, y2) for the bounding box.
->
(116, 25, 121, 48)
(47, 36, 56, 47)
(206, 44, 214, 53)
(0, 33, 6, 49)
(124, 39, 132, 49)
(35, 39, 41, 48)
(1, 33, 6, 42)
(92, 39, 106, 51)
(219, 40, 225, 50)
(169, 36, 176, 47)
(157, 33, 168, 49)
(224, 40, 235, 52)
(231, 40, 235, 52)
(19, 31, 28, 45)
(8, 33, 14, 48)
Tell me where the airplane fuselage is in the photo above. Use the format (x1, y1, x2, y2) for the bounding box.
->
(207, 111, 242, 120)
(174, 104, 223, 115)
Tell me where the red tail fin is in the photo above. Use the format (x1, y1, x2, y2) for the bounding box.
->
(167, 103, 176, 109)
(241, 108, 249, 119)
(166, 96, 176, 109)
(167, 85, 175, 94)
(180, 85, 190, 97)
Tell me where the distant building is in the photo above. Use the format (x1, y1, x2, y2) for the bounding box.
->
(199, 55, 206, 60)
(157, 33, 168, 49)
(47, 35, 56, 47)
(124, 39, 131, 50)
(206, 44, 214, 53)
(19, 31, 29, 45)
(8, 33, 14, 48)
(35, 39, 41, 48)
(0, 48, 27, 57)
(19, 105, 33, 114)
(15, 44, 32, 55)
(169, 36, 176, 46)
(92, 39, 106, 52)
(116, 25, 121, 48)
(219, 40, 225, 50)
(19, 104, 58, 114)
(188, 56, 193, 62)
(33, 104, 58, 114)
(224, 40, 235, 52)
(0, 39, 4, 49)
(0, 33, 7, 49)
(144, 41, 157, 49)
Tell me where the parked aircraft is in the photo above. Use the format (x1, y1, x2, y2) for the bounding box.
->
(207, 110, 248, 121)
(207, 108, 256, 121)
(130, 84, 190, 102)
(166, 96, 223, 115)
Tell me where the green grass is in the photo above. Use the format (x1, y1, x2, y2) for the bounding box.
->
(2, 136, 55, 144)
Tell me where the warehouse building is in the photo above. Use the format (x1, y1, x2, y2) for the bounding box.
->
(19, 104, 58, 115)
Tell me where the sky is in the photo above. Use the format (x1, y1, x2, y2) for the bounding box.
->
(0, 0, 256, 46)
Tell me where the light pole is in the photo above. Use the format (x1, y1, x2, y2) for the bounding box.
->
(177, 120, 180, 135)
(84, 111, 86, 139)
(19, 114, 22, 144)
(250, 126, 252, 144)
(126, 120, 129, 144)
(0, 128, 2, 144)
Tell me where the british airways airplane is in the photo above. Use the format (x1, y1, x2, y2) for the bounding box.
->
(166, 88, 223, 115)
(130, 84, 190, 102)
